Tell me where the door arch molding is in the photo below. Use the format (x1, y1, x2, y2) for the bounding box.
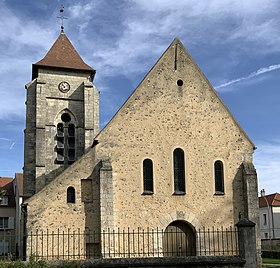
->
(159, 211, 202, 230)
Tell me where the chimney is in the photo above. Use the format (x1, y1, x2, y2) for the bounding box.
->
(261, 189, 266, 197)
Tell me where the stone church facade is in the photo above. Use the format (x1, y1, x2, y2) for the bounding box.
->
(23, 32, 260, 262)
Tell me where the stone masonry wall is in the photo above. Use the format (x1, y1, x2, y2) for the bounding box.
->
(95, 39, 256, 231)
(24, 79, 37, 198)
(24, 68, 99, 196)
(25, 149, 99, 231)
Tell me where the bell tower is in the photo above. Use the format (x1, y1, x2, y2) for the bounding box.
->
(23, 31, 99, 198)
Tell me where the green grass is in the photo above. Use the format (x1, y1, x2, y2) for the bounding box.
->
(263, 257, 280, 264)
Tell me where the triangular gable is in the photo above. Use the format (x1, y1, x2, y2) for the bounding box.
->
(95, 38, 254, 148)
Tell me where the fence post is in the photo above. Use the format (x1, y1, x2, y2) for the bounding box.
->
(236, 219, 257, 268)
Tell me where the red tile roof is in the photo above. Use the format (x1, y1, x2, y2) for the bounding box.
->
(0, 177, 13, 188)
(259, 193, 280, 208)
(32, 32, 95, 79)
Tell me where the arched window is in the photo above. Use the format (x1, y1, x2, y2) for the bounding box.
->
(55, 113, 76, 165)
(214, 160, 224, 194)
(67, 187, 76, 203)
(143, 159, 153, 194)
(173, 148, 185, 193)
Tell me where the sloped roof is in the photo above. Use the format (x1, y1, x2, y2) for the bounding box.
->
(32, 32, 95, 79)
(0, 177, 13, 188)
(0, 177, 15, 207)
(259, 193, 280, 208)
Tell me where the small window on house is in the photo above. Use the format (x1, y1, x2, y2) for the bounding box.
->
(0, 217, 8, 229)
(173, 148, 185, 194)
(0, 196, 8, 206)
(67, 187, 76, 203)
(214, 160, 224, 194)
(143, 159, 153, 194)
(263, 214, 267, 225)
(264, 233, 268, 239)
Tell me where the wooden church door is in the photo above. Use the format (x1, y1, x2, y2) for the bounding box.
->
(163, 221, 196, 256)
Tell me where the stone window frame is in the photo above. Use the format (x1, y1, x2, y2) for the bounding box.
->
(142, 158, 154, 194)
(67, 186, 76, 203)
(214, 160, 225, 195)
(55, 109, 77, 165)
(173, 148, 186, 195)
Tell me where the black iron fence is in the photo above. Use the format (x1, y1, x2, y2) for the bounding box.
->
(21, 226, 239, 260)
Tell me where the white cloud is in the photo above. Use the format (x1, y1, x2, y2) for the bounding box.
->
(0, 3, 58, 119)
(0, 0, 279, 118)
(0, 138, 12, 141)
(77, 0, 280, 81)
(0, 138, 14, 150)
(215, 64, 280, 90)
(254, 140, 280, 194)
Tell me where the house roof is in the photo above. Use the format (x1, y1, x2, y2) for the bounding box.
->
(0, 177, 13, 188)
(0, 177, 15, 207)
(259, 193, 280, 208)
(32, 32, 95, 79)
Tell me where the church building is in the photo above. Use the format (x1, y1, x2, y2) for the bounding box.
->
(22, 30, 260, 261)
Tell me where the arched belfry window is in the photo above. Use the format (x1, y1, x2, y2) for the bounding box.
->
(67, 187, 76, 203)
(55, 111, 76, 165)
(214, 160, 224, 194)
(173, 148, 185, 194)
(143, 159, 153, 194)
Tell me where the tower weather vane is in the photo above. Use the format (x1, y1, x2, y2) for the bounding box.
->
(57, 5, 68, 32)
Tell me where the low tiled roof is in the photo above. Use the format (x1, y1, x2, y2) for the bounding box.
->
(32, 32, 95, 78)
(259, 193, 280, 208)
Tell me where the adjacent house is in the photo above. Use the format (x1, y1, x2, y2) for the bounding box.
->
(259, 190, 280, 239)
(0, 174, 23, 257)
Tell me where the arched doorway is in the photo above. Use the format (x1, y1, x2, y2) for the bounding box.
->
(163, 221, 196, 256)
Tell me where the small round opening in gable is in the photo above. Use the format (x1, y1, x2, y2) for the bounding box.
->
(177, 79, 183, 86)
(61, 113, 71, 123)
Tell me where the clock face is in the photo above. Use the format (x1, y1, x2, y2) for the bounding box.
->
(58, 81, 70, 93)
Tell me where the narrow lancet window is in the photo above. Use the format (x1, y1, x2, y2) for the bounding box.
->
(173, 148, 185, 193)
(143, 159, 154, 194)
(214, 160, 224, 194)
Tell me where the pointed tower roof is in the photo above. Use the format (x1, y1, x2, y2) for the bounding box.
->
(32, 32, 95, 79)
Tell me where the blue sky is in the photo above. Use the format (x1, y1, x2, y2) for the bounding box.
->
(0, 0, 279, 194)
